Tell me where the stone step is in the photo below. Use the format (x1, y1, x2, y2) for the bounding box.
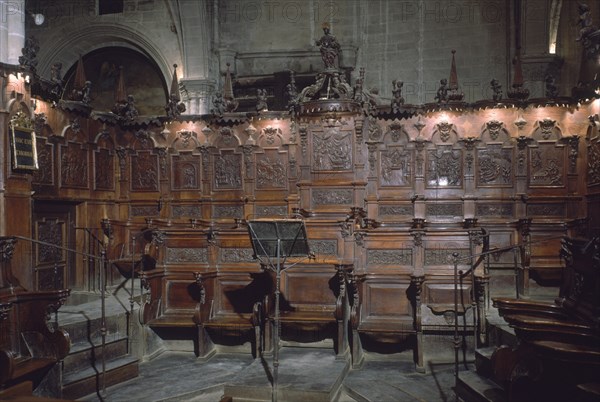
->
(474, 346, 496, 378)
(455, 371, 506, 402)
(62, 355, 139, 400)
(63, 336, 130, 376)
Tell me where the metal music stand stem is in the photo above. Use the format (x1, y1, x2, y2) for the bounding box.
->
(246, 220, 309, 402)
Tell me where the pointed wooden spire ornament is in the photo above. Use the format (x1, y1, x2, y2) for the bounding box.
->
(67, 55, 92, 105)
(112, 66, 138, 120)
(222, 63, 238, 112)
(165, 64, 186, 118)
(507, 49, 529, 101)
(447, 50, 464, 102)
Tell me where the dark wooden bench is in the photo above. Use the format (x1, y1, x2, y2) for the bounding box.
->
(258, 262, 352, 357)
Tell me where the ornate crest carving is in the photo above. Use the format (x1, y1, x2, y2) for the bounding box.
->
(261, 126, 281, 146)
(256, 156, 286, 188)
(538, 118, 557, 140)
(485, 120, 503, 141)
(387, 122, 405, 143)
(218, 127, 237, 147)
(436, 121, 453, 142)
(368, 118, 383, 141)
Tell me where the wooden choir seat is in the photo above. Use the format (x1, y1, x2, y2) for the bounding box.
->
(257, 262, 352, 357)
(489, 236, 600, 401)
(351, 274, 424, 371)
(0, 289, 71, 392)
(192, 271, 270, 358)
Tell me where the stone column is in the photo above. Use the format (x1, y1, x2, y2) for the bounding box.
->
(180, 78, 215, 115)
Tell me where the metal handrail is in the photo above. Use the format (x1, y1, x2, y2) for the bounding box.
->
(452, 234, 567, 391)
(13, 234, 110, 397)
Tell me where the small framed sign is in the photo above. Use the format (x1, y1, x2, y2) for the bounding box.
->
(9, 123, 38, 171)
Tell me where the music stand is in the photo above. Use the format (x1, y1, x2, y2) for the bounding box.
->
(247, 219, 309, 402)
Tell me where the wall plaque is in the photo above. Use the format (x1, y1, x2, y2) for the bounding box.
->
(10, 124, 38, 170)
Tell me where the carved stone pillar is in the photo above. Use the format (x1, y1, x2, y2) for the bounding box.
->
(179, 78, 215, 115)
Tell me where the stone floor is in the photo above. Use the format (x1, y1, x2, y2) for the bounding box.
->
(80, 348, 460, 402)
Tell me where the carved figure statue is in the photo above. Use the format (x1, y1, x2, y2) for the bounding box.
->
(316, 23, 341, 69)
(256, 88, 268, 112)
(18, 37, 40, 72)
(49, 62, 64, 98)
(113, 94, 139, 120)
(391, 80, 405, 109)
(545, 75, 559, 98)
(435, 78, 448, 103)
(285, 71, 298, 112)
(165, 93, 186, 118)
(490, 79, 503, 101)
(81, 81, 92, 104)
(576, 3, 597, 41)
(211, 91, 226, 115)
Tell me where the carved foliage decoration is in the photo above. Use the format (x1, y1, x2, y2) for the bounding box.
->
(379, 205, 413, 216)
(60, 143, 88, 188)
(172, 205, 202, 218)
(131, 152, 159, 191)
(256, 205, 288, 217)
(587, 136, 599, 186)
(426, 148, 462, 187)
(312, 189, 353, 205)
(220, 248, 254, 263)
(214, 152, 242, 189)
(476, 146, 513, 187)
(33, 138, 53, 185)
(380, 147, 412, 186)
(172, 153, 200, 190)
(424, 247, 469, 265)
(476, 203, 514, 217)
(213, 205, 243, 219)
(367, 249, 413, 265)
(312, 127, 352, 171)
(308, 240, 337, 256)
(174, 130, 199, 150)
(131, 205, 159, 217)
(256, 154, 286, 189)
(529, 144, 565, 187)
(426, 203, 462, 217)
(166, 247, 208, 263)
(527, 203, 565, 217)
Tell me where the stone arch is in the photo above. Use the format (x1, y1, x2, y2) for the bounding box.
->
(36, 23, 175, 88)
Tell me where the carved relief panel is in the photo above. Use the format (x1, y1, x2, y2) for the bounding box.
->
(476, 145, 513, 187)
(131, 151, 159, 191)
(379, 148, 413, 187)
(33, 137, 54, 186)
(256, 150, 287, 189)
(214, 151, 242, 190)
(528, 143, 565, 188)
(59, 142, 89, 189)
(425, 147, 463, 188)
(171, 153, 200, 191)
(588, 134, 600, 187)
(94, 147, 115, 191)
(311, 125, 353, 171)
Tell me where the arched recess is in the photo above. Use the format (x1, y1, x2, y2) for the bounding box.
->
(62, 47, 168, 116)
(35, 23, 176, 90)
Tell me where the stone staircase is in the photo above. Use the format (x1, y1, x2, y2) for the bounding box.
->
(454, 281, 558, 402)
(57, 288, 140, 400)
